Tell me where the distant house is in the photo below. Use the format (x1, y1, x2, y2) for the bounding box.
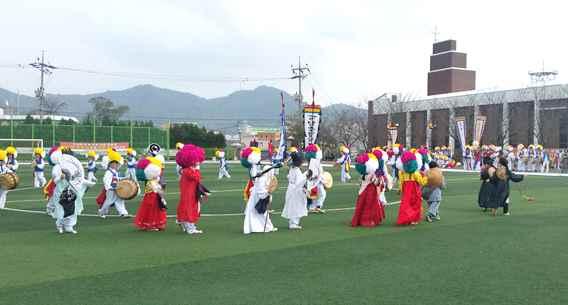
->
(238, 121, 280, 151)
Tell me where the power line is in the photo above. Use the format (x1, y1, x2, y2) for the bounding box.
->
(1, 62, 291, 84)
(57, 66, 292, 83)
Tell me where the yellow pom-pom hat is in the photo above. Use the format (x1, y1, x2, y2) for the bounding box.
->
(33, 147, 45, 156)
(6, 145, 17, 157)
(107, 148, 124, 164)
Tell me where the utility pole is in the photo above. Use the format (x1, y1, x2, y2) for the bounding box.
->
(290, 57, 310, 109)
(29, 51, 57, 121)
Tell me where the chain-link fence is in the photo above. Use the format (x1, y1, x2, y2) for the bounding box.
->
(0, 121, 169, 151)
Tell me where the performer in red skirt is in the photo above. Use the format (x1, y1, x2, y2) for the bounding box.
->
(351, 152, 385, 227)
(176, 144, 207, 234)
(396, 150, 428, 225)
(134, 157, 167, 231)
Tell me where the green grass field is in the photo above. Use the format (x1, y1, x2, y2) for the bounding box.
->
(1, 163, 567, 305)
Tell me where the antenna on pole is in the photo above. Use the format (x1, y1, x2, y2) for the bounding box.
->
(433, 26, 440, 43)
(529, 61, 558, 84)
(528, 61, 558, 146)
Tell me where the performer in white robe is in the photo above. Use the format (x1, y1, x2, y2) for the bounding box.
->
(45, 147, 66, 216)
(305, 144, 326, 213)
(98, 150, 129, 217)
(241, 147, 277, 234)
(5, 146, 19, 173)
(281, 149, 309, 229)
(527, 145, 536, 172)
(541, 148, 550, 173)
(243, 165, 277, 234)
(517, 145, 527, 172)
(32, 147, 47, 188)
(463, 146, 473, 170)
(271, 149, 281, 176)
(506, 145, 516, 171)
(53, 153, 95, 234)
(217, 150, 231, 179)
(46, 163, 62, 216)
(391, 144, 402, 182)
(125, 148, 138, 181)
(336, 145, 352, 183)
(0, 149, 12, 209)
(175, 142, 184, 181)
(86, 151, 98, 182)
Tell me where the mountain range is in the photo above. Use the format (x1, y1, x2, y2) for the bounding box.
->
(0, 85, 365, 131)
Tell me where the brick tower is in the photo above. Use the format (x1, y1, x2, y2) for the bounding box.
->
(427, 39, 476, 95)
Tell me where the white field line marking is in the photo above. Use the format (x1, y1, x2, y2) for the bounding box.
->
(7, 186, 37, 192)
(5, 183, 360, 203)
(443, 168, 568, 177)
(1, 201, 401, 218)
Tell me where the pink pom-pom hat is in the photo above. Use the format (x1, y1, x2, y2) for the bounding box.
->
(176, 144, 205, 168)
(400, 151, 416, 164)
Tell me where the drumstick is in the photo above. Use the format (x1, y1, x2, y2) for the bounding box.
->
(253, 163, 283, 179)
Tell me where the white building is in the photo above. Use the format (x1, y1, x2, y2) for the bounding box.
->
(0, 107, 79, 123)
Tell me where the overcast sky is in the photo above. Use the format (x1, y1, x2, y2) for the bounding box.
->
(1, 0, 567, 105)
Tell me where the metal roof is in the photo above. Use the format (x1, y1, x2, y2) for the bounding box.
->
(371, 84, 568, 114)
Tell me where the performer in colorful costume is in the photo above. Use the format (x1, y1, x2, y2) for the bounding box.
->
(336, 145, 352, 183)
(372, 147, 393, 205)
(242, 146, 278, 234)
(216, 149, 231, 179)
(351, 152, 385, 227)
(97, 149, 129, 218)
(176, 144, 208, 234)
(134, 157, 168, 231)
(32, 147, 47, 188)
(281, 147, 310, 230)
(417, 147, 431, 172)
(146, 143, 166, 188)
(125, 147, 138, 181)
(396, 150, 428, 225)
(5, 145, 18, 172)
(0, 149, 13, 208)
